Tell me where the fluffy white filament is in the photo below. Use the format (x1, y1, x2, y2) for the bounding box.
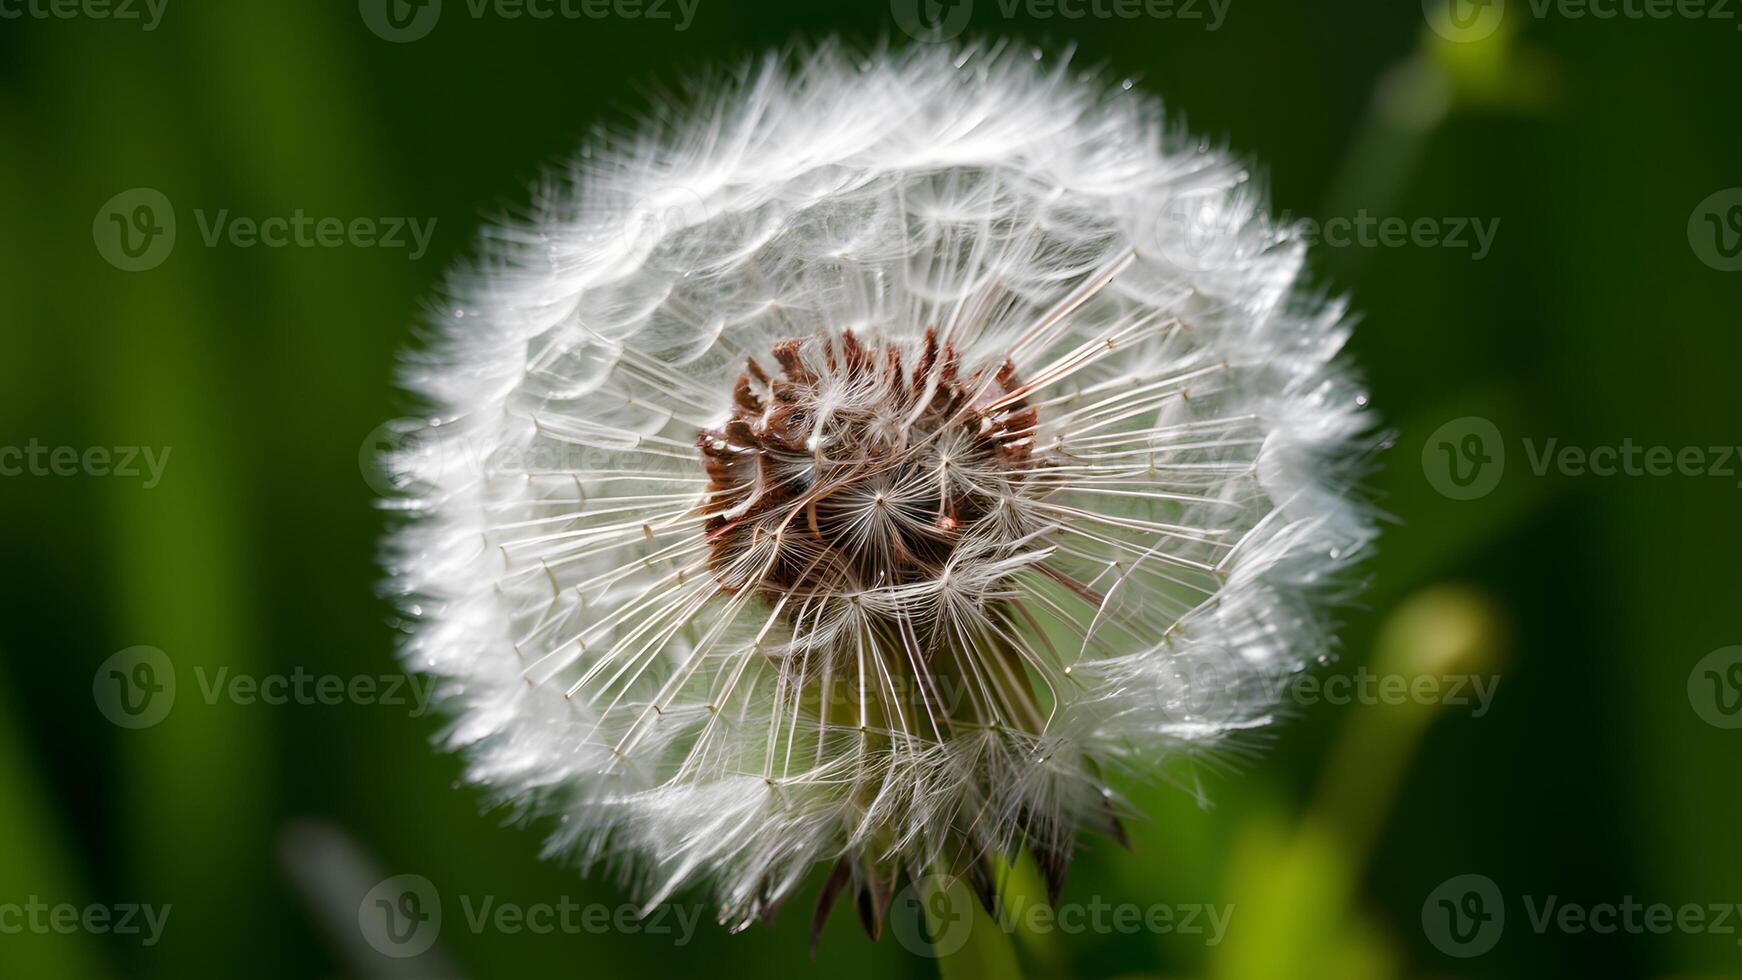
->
(385, 40, 1375, 932)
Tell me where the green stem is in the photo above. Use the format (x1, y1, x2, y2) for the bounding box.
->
(924, 875, 1024, 980)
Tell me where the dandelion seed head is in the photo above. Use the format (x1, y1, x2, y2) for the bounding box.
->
(385, 40, 1377, 934)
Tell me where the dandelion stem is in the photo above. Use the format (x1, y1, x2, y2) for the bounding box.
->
(925, 875, 1024, 980)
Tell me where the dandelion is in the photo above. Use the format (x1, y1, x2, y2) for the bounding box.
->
(384, 41, 1376, 939)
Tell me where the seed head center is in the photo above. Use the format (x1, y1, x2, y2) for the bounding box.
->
(697, 329, 1041, 603)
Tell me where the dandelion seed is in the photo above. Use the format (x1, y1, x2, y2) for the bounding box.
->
(384, 41, 1376, 938)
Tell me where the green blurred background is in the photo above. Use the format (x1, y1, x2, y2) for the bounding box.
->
(3, 1, 1739, 977)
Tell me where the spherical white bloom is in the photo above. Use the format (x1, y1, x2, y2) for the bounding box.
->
(385, 41, 1375, 935)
